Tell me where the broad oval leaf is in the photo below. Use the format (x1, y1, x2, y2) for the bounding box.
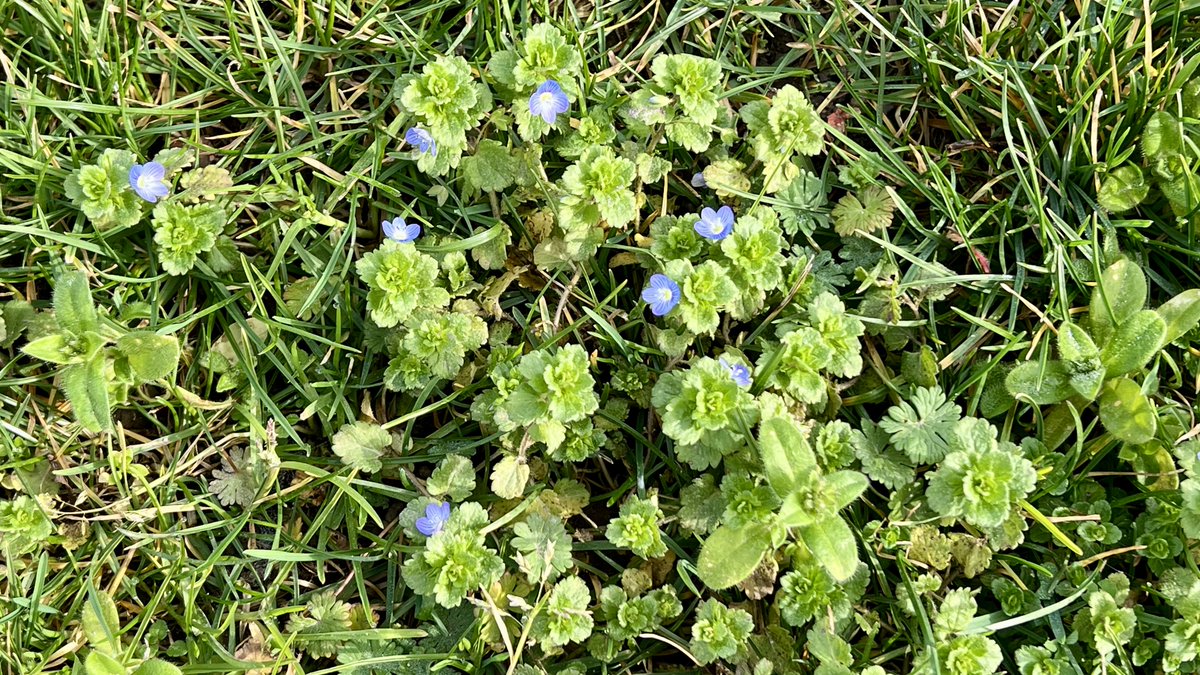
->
(824, 470, 869, 511)
(1068, 367, 1105, 402)
(85, 651, 126, 675)
(53, 271, 99, 336)
(1089, 259, 1146, 346)
(758, 416, 816, 496)
(133, 659, 184, 675)
(1097, 165, 1149, 213)
(1005, 360, 1073, 405)
(1100, 309, 1165, 377)
(490, 455, 530, 500)
(1142, 110, 1185, 158)
(1057, 320, 1099, 365)
(696, 523, 771, 590)
(1158, 289, 1200, 344)
(116, 331, 181, 383)
(799, 516, 859, 582)
(82, 587, 121, 653)
(1099, 377, 1157, 445)
(62, 357, 112, 433)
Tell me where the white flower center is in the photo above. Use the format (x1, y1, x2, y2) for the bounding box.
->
(540, 92, 555, 106)
(138, 175, 155, 190)
(708, 220, 724, 235)
(657, 288, 673, 303)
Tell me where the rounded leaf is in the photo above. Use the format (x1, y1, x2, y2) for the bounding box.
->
(82, 588, 121, 653)
(697, 523, 771, 590)
(758, 416, 816, 496)
(1057, 320, 1099, 366)
(1099, 378, 1157, 444)
(1099, 310, 1165, 377)
(1089, 259, 1146, 345)
(116, 331, 181, 383)
(1005, 360, 1073, 405)
(133, 660, 184, 675)
(85, 651, 126, 675)
(1097, 165, 1148, 213)
(799, 516, 859, 582)
(490, 455, 529, 500)
(1158, 289, 1200, 344)
(53, 271, 98, 336)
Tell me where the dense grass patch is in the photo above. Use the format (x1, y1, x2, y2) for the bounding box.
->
(4, 1, 1200, 674)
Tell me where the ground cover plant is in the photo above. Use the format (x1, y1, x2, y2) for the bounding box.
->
(5, 0, 1200, 674)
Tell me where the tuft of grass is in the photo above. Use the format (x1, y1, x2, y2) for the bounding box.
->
(2, 0, 1200, 673)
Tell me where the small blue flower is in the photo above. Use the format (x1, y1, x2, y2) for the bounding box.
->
(641, 274, 681, 317)
(529, 80, 570, 125)
(720, 357, 752, 388)
(691, 172, 707, 188)
(129, 162, 169, 203)
(694, 205, 735, 242)
(416, 501, 451, 537)
(404, 127, 437, 156)
(382, 218, 421, 244)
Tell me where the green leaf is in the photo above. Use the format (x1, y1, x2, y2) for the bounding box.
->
(54, 271, 98, 336)
(1099, 309, 1165, 377)
(1005, 360, 1073, 405)
(1097, 165, 1149, 213)
(1089, 259, 1146, 346)
(21, 333, 81, 364)
(1068, 367, 1105, 402)
(1057, 320, 1099, 366)
(426, 454, 476, 501)
(62, 357, 112, 432)
(115, 332, 181, 383)
(85, 651, 126, 675)
(490, 455, 529, 500)
(799, 516, 858, 582)
(696, 523, 771, 590)
(330, 421, 391, 473)
(132, 660, 183, 675)
(1158, 288, 1200, 344)
(82, 587, 121, 653)
(878, 386, 962, 463)
(1099, 377, 1157, 444)
(758, 416, 816, 496)
(824, 471, 868, 511)
(462, 139, 516, 192)
(1142, 110, 1185, 158)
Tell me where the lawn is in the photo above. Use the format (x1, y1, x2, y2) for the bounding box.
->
(3, 0, 1200, 674)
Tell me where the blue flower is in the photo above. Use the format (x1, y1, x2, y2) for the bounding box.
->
(416, 501, 451, 537)
(404, 127, 437, 156)
(382, 218, 421, 244)
(529, 80, 570, 125)
(694, 205, 735, 241)
(129, 162, 169, 203)
(691, 172, 707, 188)
(720, 357, 752, 388)
(641, 274, 681, 316)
